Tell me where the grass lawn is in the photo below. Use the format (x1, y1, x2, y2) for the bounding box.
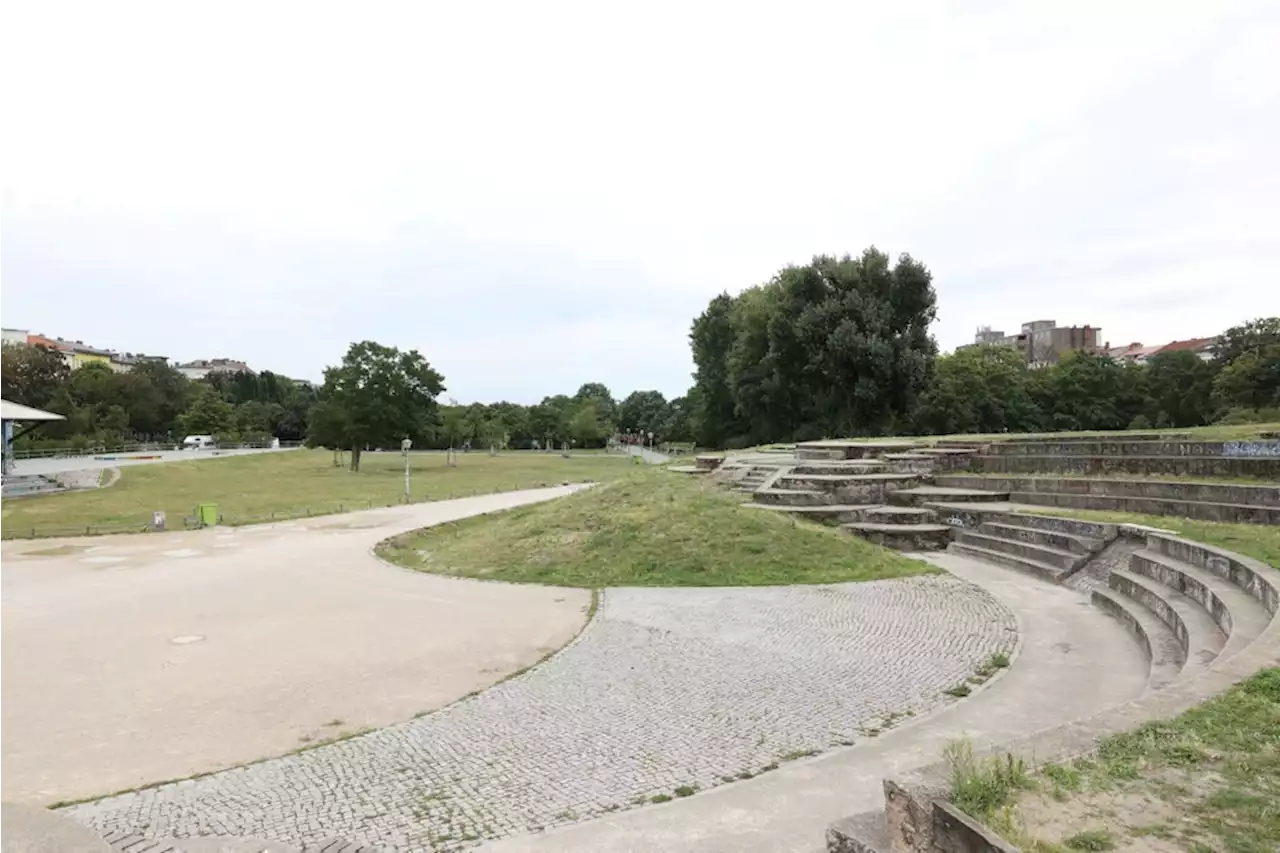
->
(376, 467, 936, 587)
(1, 449, 634, 539)
(948, 668, 1280, 853)
(1023, 507, 1280, 567)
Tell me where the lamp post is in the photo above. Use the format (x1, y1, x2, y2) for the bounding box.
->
(401, 437, 412, 499)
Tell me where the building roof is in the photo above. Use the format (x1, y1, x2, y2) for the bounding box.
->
(0, 399, 66, 422)
(1158, 336, 1217, 354)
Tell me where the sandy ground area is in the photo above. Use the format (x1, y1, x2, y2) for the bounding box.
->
(1, 486, 591, 804)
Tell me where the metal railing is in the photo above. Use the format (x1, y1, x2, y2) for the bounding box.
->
(9, 440, 304, 460)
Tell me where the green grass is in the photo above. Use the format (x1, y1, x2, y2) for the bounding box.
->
(1006, 668, 1280, 853)
(944, 738, 1032, 820)
(905, 422, 1280, 443)
(1024, 507, 1280, 567)
(1, 449, 634, 539)
(376, 468, 935, 587)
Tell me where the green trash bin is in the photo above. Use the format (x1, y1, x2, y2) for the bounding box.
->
(197, 503, 218, 527)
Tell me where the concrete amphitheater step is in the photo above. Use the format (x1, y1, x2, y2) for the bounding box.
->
(752, 488, 830, 507)
(743, 503, 876, 523)
(1128, 549, 1273, 661)
(827, 809, 889, 853)
(887, 486, 1009, 507)
(976, 521, 1101, 556)
(946, 541, 1070, 584)
(1109, 569, 1226, 679)
(1008, 492, 1280, 525)
(854, 505, 938, 524)
(842, 523, 953, 551)
(1090, 586, 1185, 693)
(953, 530, 1083, 573)
(986, 512, 1115, 547)
(790, 461, 886, 476)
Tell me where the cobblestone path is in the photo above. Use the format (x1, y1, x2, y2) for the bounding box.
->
(67, 576, 1016, 851)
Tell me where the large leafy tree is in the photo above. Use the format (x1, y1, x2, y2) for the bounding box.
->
(912, 345, 1041, 435)
(689, 293, 741, 447)
(176, 383, 236, 437)
(617, 390, 669, 438)
(1213, 317, 1280, 367)
(1, 343, 70, 409)
(308, 341, 445, 471)
(1144, 350, 1219, 427)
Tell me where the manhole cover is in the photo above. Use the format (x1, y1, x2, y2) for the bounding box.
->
(170, 635, 206, 645)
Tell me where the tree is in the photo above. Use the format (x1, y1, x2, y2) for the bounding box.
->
(309, 341, 445, 471)
(689, 293, 741, 447)
(912, 345, 1041, 435)
(573, 383, 617, 433)
(127, 361, 191, 436)
(1031, 352, 1148, 431)
(1144, 350, 1218, 427)
(1213, 317, 1280, 367)
(1214, 344, 1280, 411)
(617, 390, 669, 438)
(1, 343, 70, 409)
(177, 383, 236, 437)
(569, 400, 604, 447)
(688, 248, 938, 446)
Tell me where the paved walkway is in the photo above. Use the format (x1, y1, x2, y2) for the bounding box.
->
(64, 574, 1014, 851)
(478, 551, 1149, 853)
(1, 487, 593, 804)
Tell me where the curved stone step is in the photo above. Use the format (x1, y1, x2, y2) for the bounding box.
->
(856, 505, 939, 524)
(843, 522, 953, 551)
(988, 512, 1115, 547)
(1090, 586, 1184, 693)
(1109, 569, 1225, 678)
(752, 488, 828, 507)
(828, 809, 889, 853)
(1145, 533, 1279, 616)
(976, 521, 1099, 555)
(743, 502, 875, 524)
(945, 541, 1066, 584)
(953, 530, 1082, 573)
(1129, 549, 1272, 661)
(888, 486, 1009, 507)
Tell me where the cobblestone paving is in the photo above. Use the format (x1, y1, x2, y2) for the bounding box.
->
(67, 576, 1016, 852)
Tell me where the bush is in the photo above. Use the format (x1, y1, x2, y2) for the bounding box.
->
(1127, 414, 1151, 430)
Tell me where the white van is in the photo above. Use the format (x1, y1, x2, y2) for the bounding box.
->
(181, 435, 216, 451)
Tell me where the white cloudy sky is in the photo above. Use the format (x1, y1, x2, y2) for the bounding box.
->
(3, 1, 1278, 403)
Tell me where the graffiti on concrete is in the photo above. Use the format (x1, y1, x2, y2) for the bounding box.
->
(1223, 441, 1280, 458)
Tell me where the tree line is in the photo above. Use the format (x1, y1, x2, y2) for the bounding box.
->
(686, 248, 1280, 446)
(0, 340, 695, 463)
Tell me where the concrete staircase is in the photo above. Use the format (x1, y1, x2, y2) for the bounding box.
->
(718, 442, 994, 551)
(829, 531, 1280, 853)
(1, 473, 63, 498)
(935, 473, 1280, 524)
(947, 512, 1112, 584)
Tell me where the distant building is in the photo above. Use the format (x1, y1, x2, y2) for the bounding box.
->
(1, 328, 30, 347)
(1105, 336, 1218, 364)
(971, 320, 1102, 365)
(1158, 337, 1217, 362)
(1105, 342, 1164, 364)
(176, 358, 253, 380)
(108, 352, 170, 373)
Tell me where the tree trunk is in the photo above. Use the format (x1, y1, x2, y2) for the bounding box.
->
(350, 444, 362, 472)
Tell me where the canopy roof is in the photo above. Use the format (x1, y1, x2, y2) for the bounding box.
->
(0, 399, 65, 422)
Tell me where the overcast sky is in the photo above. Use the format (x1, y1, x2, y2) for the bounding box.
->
(4, 2, 1278, 404)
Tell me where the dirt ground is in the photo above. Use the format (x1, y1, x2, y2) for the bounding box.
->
(1, 487, 591, 804)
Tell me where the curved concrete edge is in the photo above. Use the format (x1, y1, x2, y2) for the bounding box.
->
(1, 802, 111, 853)
(878, 534, 1280, 853)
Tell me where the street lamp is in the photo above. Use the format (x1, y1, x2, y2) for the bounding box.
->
(401, 437, 413, 499)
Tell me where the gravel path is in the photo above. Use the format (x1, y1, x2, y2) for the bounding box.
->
(67, 575, 1016, 852)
